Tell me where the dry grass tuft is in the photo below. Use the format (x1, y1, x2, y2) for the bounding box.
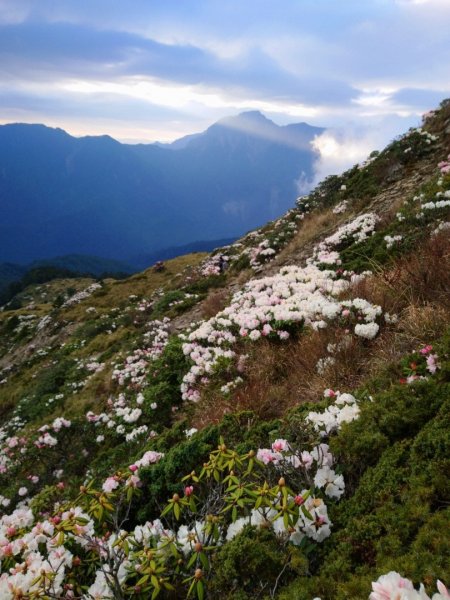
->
(274, 208, 338, 265)
(347, 229, 450, 314)
(201, 289, 230, 319)
(398, 303, 450, 345)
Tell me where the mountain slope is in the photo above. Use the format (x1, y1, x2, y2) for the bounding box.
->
(0, 100, 449, 599)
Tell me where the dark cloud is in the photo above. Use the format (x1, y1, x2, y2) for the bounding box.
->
(0, 22, 212, 80)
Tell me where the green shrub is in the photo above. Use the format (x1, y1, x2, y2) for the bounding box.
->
(143, 335, 191, 428)
(209, 526, 306, 599)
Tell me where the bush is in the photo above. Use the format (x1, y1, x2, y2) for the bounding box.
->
(143, 336, 191, 428)
(275, 358, 449, 599)
(209, 526, 306, 599)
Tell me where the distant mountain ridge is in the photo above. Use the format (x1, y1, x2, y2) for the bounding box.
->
(0, 238, 238, 298)
(0, 112, 324, 264)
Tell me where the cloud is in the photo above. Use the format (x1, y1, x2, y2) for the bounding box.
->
(309, 116, 416, 186)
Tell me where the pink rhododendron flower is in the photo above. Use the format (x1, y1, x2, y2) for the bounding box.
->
(102, 477, 120, 493)
(272, 439, 289, 452)
(300, 451, 314, 470)
(436, 580, 450, 598)
(370, 571, 414, 599)
(127, 475, 141, 488)
(420, 344, 433, 355)
(256, 448, 282, 464)
(426, 354, 439, 374)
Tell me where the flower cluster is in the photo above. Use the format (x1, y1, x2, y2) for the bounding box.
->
(112, 318, 170, 389)
(249, 239, 277, 269)
(384, 234, 403, 249)
(332, 200, 348, 215)
(438, 153, 450, 175)
(310, 213, 380, 266)
(62, 282, 102, 307)
(200, 255, 225, 276)
(0, 505, 94, 598)
(306, 391, 360, 435)
(181, 256, 382, 400)
(399, 344, 440, 384)
(370, 572, 449, 600)
(86, 391, 155, 444)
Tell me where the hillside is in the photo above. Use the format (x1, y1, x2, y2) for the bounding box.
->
(0, 112, 322, 265)
(0, 100, 449, 599)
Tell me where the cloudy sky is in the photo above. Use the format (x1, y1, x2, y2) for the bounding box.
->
(1, 0, 449, 170)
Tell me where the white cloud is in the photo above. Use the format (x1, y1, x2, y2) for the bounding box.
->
(309, 118, 412, 186)
(61, 76, 322, 120)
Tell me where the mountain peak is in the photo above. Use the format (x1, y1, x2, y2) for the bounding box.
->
(235, 110, 269, 120)
(215, 110, 274, 130)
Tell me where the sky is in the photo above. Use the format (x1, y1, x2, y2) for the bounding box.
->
(0, 0, 449, 175)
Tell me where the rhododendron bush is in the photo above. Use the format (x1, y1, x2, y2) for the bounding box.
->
(0, 432, 347, 598)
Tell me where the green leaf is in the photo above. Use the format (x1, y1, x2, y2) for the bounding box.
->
(151, 586, 161, 600)
(197, 580, 205, 600)
(163, 581, 175, 591)
(301, 505, 313, 521)
(187, 579, 196, 598)
(126, 485, 133, 503)
(160, 503, 173, 518)
(174, 503, 180, 520)
(187, 553, 197, 568)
